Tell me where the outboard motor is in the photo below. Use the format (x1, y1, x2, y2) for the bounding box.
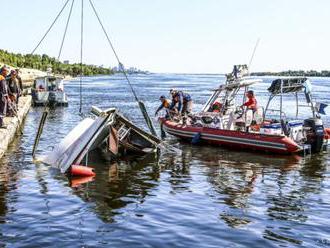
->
(303, 118, 324, 153)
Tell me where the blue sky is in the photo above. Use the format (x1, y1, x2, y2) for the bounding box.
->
(1, 0, 329, 73)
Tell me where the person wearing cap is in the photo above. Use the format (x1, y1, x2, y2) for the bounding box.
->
(0, 66, 9, 128)
(169, 90, 193, 115)
(155, 95, 171, 116)
(242, 90, 257, 111)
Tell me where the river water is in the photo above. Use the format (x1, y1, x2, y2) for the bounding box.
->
(0, 74, 329, 247)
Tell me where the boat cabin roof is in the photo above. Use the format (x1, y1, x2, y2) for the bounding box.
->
(268, 77, 308, 95)
(35, 76, 64, 81)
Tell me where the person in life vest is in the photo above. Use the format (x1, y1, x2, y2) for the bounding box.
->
(169, 89, 193, 115)
(0, 66, 9, 128)
(242, 90, 257, 111)
(155, 95, 171, 116)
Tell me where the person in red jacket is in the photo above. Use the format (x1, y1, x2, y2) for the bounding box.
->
(242, 90, 257, 111)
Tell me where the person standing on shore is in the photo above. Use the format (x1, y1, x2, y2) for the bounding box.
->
(0, 66, 9, 128)
(7, 70, 21, 106)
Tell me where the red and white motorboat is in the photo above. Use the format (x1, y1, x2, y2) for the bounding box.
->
(159, 65, 330, 154)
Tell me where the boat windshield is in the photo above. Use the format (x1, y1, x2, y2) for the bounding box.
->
(35, 77, 63, 91)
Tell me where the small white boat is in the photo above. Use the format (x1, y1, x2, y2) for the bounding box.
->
(32, 76, 68, 106)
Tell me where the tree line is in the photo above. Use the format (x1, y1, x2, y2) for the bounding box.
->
(251, 70, 330, 77)
(0, 49, 112, 76)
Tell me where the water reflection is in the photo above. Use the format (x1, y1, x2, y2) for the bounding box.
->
(0, 74, 329, 247)
(65, 152, 161, 223)
(164, 143, 328, 245)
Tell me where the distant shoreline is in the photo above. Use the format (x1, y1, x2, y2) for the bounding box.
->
(251, 70, 330, 78)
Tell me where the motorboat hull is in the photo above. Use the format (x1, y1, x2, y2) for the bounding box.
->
(160, 118, 304, 154)
(32, 91, 68, 106)
(32, 76, 69, 107)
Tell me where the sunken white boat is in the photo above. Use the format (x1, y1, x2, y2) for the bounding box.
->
(39, 106, 161, 173)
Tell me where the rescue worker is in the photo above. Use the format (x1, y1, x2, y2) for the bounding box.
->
(242, 90, 257, 111)
(169, 89, 193, 115)
(155, 95, 170, 116)
(0, 66, 9, 128)
(7, 70, 20, 106)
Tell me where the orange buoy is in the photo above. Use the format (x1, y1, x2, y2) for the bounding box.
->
(71, 165, 96, 177)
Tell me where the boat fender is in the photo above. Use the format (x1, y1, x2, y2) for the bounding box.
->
(70, 165, 96, 177)
(191, 132, 202, 145)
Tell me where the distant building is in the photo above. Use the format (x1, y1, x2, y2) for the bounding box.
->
(63, 60, 70, 64)
(111, 64, 147, 74)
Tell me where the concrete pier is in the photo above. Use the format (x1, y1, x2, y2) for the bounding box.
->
(0, 96, 32, 159)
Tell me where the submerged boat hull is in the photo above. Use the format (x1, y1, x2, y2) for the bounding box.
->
(160, 118, 302, 154)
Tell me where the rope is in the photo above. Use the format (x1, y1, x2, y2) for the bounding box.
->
(88, 0, 139, 102)
(88, 0, 157, 136)
(79, 0, 84, 114)
(58, 0, 75, 60)
(31, 0, 71, 55)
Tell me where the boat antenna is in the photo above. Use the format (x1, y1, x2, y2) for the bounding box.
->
(88, 0, 157, 136)
(79, 0, 84, 114)
(30, 0, 71, 55)
(248, 38, 260, 74)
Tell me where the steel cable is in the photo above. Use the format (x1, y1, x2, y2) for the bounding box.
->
(58, 0, 75, 60)
(88, 0, 157, 136)
(30, 0, 71, 55)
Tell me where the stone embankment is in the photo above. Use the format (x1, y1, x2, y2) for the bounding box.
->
(0, 96, 32, 159)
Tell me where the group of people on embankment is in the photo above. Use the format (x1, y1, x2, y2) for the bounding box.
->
(0, 65, 23, 128)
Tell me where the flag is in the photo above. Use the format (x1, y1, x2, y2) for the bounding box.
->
(315, 102, 328, 115)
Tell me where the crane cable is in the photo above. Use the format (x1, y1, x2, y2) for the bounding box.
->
(88, 0, 137, 101)
(79, 0, 84, 114)
(32, 0, 74, 158)
(88, 0, 157, 136)
(58, 0, 75, 60)
(31, 0, 71, 55)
